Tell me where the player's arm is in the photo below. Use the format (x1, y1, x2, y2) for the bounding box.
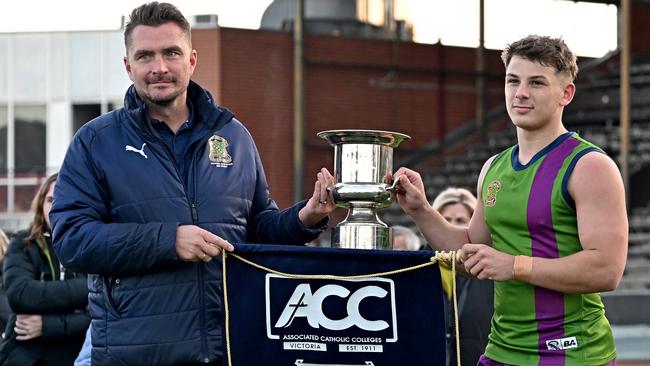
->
(394, 157, 493, 252)
(527, 152, 628, 293)
(467, 157, 494, 248)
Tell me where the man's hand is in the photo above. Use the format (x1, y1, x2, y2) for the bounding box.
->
(14, 314, 43, 341)
(176, 225, 234, 262)
(459, 243, 515, 281)
(299, 168, 336, 227)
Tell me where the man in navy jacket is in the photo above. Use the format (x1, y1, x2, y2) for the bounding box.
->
(50, 2, 336, 365)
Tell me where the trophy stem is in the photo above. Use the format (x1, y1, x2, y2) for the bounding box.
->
(331, 205, 393, 250)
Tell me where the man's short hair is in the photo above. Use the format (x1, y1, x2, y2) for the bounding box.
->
(124, 2, 192, 51)
(501, 35, 578, 82)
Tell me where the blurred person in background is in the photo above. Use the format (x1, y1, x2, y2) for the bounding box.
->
(0, 173, 89, 365)
(432, 187, 493, 366)
(392, 225, 421, 251)
(0, 230, 10, 333)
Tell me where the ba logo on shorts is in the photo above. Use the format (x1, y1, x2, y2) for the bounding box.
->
(265, 275, 398, 342)
(545, 336, 578, 351)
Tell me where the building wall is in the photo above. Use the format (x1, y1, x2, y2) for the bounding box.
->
(632, 2, 650, 55)
(632, 2, 650, 57)
(197, 29, 297, 210)
(0, 31, 130, 229)
(192, 29, 222, 104)
(1, 26, 508, 228)
(194, 27, 504, 208)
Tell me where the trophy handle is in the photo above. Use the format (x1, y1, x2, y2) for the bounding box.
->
(384, 175, 404, 194)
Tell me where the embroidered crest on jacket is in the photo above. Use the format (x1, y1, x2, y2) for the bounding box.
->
(208, 135, 233, 167)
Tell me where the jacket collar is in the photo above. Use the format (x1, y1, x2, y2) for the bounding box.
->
(123, 80, 234, 134)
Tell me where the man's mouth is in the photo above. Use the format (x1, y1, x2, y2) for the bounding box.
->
(147, 76, 176, 85)
(513, 105, 533, 112)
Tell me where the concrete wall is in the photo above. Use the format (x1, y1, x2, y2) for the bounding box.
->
(603, 292, 650, 325)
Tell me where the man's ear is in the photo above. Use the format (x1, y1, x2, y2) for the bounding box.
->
(560, 82, 576, 107)
(189, 49, 198, 76)
(124, 56, 134, 81)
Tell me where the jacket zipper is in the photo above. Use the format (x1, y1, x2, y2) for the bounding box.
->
(189, 140, 211, 363)
(143, 129, 210, 362)
(191, 203, 198, 222)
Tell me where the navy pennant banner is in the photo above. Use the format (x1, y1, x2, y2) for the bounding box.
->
(222, 244, 446, 366)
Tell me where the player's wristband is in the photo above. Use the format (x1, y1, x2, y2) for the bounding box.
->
(513, 255, 533, 282)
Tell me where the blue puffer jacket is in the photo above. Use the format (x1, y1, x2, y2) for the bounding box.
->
(50, 81, 324, 366)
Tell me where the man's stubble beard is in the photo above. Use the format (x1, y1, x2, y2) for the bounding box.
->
(140, 84, 187, 107)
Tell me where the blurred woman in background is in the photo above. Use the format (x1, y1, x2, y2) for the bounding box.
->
(0, 229, 11, 333)
(432, 187, 493, 366)
(0, 173, 89, 365)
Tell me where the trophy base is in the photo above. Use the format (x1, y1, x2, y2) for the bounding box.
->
(331, 224, 393, 250)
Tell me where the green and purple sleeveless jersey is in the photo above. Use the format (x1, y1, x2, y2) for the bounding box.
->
(481, 132, 616, 365)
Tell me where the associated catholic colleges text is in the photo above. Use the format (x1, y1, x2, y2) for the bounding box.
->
(282, 334, 385, 353)
(282, 334, 382, 343)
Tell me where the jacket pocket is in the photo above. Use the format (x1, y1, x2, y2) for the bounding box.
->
(102, 276, 121, 319)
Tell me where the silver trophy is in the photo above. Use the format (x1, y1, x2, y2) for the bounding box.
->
(318, 129, 411, 249)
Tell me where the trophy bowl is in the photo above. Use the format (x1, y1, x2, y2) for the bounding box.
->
(317, 129, 411, 249)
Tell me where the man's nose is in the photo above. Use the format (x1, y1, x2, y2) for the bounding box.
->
(515, 84, 529, 99)
(151, 56, 169, 73)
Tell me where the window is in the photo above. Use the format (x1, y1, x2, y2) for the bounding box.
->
(15, 185, 39, 212)
(73, 103, 101, 133)
(0, 105, 6, 175)
(15, 105, 46, 175)
(0, 105, 6, 211)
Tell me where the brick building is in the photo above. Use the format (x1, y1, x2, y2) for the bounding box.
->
(2, 1, 650, 230)
(191, 27, 505, 208)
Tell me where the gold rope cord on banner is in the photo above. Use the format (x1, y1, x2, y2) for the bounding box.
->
(222, 250, 462, 366)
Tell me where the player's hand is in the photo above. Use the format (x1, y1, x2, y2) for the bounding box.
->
(175, 225, 234, 263)
(459, 243, 515, 281)
(391, 167, 429, 216)
(14, 314, 43, 341)
(299, 167, 336, 227)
